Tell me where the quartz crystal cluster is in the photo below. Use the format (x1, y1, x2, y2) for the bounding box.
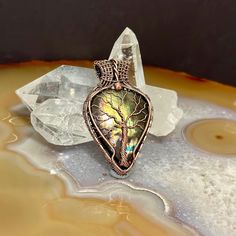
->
(16, 27, 183, 146)
(16, 66, 96, 145)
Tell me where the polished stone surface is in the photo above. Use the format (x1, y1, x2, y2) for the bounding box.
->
(90, 88, 150, 170)
(2, 60, 236, 236)
(11, 97, 236, 236)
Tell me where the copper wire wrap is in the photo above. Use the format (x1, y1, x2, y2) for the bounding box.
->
(94, 59, 129, 86)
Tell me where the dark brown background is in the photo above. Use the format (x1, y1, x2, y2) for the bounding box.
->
(0, 0, 236, 86)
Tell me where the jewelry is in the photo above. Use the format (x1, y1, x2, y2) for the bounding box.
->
(83, 59, 153, 176)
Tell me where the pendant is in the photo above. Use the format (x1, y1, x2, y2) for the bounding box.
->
(83, 59, 153, 176)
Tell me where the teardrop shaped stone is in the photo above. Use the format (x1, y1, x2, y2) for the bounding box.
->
(90, 88, 150, 170)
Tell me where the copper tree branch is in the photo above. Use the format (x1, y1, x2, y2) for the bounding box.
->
(105, 92, 125, 122)
(127, 113, 148, 129)
(130, 103, 147, 118)
(126, 94, 142, 121)
(93, 95, 122, 125)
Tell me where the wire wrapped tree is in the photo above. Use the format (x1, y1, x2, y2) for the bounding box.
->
(91, 89, 149, 168)
(83, 59, 152, 176)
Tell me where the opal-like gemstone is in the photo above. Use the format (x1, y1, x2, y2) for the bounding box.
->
(91, 88, 149, 169)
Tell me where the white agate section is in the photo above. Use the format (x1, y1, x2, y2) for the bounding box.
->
(15, 27, 183, 145)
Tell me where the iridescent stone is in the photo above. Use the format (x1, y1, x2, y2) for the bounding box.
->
(91, 89, 150, 169)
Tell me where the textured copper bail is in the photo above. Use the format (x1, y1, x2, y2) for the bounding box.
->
(94, 59, 129, 87)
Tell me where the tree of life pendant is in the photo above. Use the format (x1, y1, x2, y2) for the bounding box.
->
(83, 59, 153, 176)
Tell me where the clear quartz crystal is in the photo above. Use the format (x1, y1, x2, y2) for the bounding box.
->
(109, 27, 145, 88)
(16, 65, 97, 110)
(16, 28, 183, 146)
(31, 99, 91, 145)
(16, 65, 97, 145)
(143, 85, 183, 136)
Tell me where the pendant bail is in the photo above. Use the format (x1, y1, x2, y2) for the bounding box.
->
(94, 59, 130, 87)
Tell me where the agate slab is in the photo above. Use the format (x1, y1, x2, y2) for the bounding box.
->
(1, 61, 236, 236)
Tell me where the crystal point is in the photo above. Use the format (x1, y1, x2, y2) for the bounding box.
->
(109, 27, 145, 88)
(16, 65, 98, 110)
